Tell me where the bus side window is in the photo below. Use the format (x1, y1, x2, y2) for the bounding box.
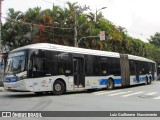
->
(100, 57, 107, 75)
(139, 62, 149, 75)
(107, 57, 120, 76)
(93, 56, 100, 75)
(46, 51, 57, 75)
(32, 58, 45, 77)
(31, 50, 46, 78)
(129, 60, 135, 75)
(85, 55, 93, 76)
(57, 52, 71, 75)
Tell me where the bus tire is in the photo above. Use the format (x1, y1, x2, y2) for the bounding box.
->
(107, 79, 114, 90)
(52, 80, 65, 95)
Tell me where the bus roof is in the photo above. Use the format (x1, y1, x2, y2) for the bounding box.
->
(11, 43, 155, 63)
(11, 43, 120, 58)
(128, 54, 155, 63)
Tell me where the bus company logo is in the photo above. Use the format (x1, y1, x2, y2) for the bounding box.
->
(2, 112, 11, 117)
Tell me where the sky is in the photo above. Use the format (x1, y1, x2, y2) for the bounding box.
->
(2, 0, 160, 42)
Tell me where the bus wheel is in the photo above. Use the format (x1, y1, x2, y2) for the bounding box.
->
(107, 79, 114, 90)
(52, 80, 65, 95)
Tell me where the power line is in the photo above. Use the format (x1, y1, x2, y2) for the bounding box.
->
(42, 0, 54, 4)
(42, 0, 66, 5)
(126, 28, 151, 38)
(2, 16, 74, 39)
(111, 21, 152, 39)
(44, 29, 73, 38)
(41, 0, 67, 9)
(2, 16, 74, 30)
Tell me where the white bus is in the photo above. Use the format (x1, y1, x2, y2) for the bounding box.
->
(3, 43, 157, 95)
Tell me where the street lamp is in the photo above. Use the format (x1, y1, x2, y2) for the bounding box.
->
(76, 7, 107, 47)
(95, 7, 107, 22)
(15, 12, 23, 21)
(74, 6, 90, 47)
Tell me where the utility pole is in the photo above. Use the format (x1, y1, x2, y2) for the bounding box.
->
(0, 0, 3, 52)
(74, 6, 106, 47)
(74, 11, 77, 47)
(0, 0, 3, 85)
(74, 5, 90, 47)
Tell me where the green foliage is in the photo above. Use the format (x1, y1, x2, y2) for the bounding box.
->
(148, 32, 160, 47)
(2, 2, 160, 64)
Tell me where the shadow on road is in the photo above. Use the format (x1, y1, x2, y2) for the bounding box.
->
(0, 83, 153, 98)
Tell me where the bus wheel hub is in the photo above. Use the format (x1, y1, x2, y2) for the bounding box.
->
(55, 84, 61, 91)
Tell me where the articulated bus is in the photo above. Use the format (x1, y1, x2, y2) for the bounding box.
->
(3, 43, 157, 95)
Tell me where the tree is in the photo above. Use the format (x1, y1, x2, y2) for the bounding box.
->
(148, 32, 160, 47)
(2, 8, 31, 50)
(2, 2, 160, 64)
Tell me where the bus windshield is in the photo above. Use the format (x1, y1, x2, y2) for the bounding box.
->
(6, 51, 26, 75)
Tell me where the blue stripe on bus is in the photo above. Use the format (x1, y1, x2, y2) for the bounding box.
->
(133, 76, 146, 83)
(99, 78, 122, 85)
(139, 77, 146, 82)
(5, 76, 18, 82)
(133, 77, 136, 83)
(114, 79, 121, 84)
(99, 79, 107, 85)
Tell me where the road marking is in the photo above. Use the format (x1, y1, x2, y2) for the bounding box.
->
(94, 90, 122, 95)
(93, 90, 120, 94)
(108, 91, 132, 96)
(153, 96, 160, 99)
(122, 92, 144, 97)
(145, 92, 158, 96)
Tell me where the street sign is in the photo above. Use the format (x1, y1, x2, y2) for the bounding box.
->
(99, 31, 105, 41)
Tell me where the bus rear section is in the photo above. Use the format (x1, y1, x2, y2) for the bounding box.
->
(120, 54, 156, 87)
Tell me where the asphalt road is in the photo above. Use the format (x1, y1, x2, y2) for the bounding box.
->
(0, 81, 160, 120)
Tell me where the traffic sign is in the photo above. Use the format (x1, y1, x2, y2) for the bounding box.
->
(99, 31, 105, 41)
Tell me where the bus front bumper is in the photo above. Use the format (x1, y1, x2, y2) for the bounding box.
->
(3, 80, 31, 92)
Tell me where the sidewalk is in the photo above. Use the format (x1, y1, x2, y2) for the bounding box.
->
(0, 87, 4, 92)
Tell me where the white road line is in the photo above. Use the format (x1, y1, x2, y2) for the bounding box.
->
(94, 90, 122, 95)
(145, 92, 158, 96)
(108, 91, 132, 96)
(92, 90, 117, 94)
(122, 92, 144, 97)
(153, 96, 160, 99)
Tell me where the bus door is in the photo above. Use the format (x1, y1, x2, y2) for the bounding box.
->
(135, 62, 140, 83)
(73, 56, 85, 87)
